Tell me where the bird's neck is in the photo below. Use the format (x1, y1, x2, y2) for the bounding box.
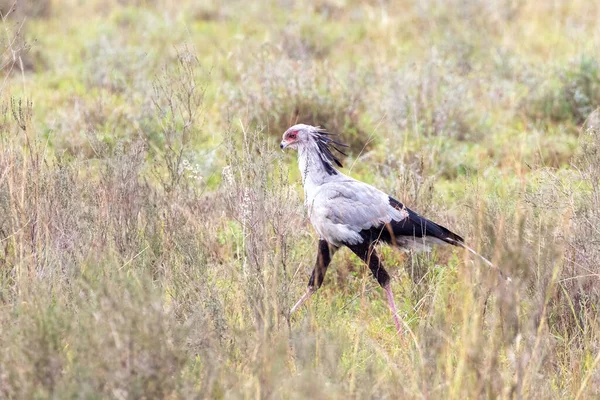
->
(298, 142, 338, 189)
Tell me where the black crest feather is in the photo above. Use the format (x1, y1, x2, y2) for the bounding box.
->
(312, 127, 349, 175)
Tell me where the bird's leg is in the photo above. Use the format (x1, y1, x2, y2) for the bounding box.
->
(290, 240, 336, 314)
(348, 242, 402, 335)
(384, 282, 402, 334)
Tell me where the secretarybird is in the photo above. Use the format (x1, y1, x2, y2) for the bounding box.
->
(280, 124, 506, 334)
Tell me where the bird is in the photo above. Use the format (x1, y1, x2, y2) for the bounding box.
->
(280, 124, 507, 334)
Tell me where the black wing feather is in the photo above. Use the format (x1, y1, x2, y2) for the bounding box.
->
(387, 196, 464, 245)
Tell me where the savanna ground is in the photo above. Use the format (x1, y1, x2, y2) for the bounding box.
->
(1, 0, 600, 398)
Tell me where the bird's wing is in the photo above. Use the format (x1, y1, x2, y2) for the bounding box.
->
(311, 179, 407, 245)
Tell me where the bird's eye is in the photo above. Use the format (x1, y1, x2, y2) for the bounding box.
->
(289, 133, 297, 139)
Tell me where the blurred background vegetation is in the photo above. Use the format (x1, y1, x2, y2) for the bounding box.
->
(1, 0, 600, 398)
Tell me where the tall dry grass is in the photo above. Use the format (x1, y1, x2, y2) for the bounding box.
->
(0, 0, 599, 398)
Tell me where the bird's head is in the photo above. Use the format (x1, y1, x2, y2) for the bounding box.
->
(280, 124, 313, 150)
(280, 124, 349, 169)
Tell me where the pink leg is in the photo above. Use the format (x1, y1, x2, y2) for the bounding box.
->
(290, 286, 316, 314)
(384, 283, 402, 334)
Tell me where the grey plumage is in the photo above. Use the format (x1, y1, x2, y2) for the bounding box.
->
(281, 124, 457, 249)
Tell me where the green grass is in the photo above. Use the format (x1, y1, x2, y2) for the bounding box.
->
(1, 0, 600, 398)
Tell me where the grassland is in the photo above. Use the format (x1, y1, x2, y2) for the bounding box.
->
(1, 0, 600, 398)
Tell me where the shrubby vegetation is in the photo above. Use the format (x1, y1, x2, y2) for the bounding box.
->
(1, 0, 599, 398)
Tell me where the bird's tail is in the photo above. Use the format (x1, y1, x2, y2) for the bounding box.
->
(445, 238, 512, 283)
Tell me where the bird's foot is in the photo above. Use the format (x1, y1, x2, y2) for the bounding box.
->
(290, 286, 316, 314)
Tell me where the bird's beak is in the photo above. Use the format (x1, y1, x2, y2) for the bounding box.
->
(280, 141, 287, 150)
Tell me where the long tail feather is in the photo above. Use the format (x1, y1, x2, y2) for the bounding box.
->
(445, 238, 512, 282)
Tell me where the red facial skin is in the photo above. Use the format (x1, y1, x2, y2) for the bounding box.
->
(285, 130, 298, 144)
